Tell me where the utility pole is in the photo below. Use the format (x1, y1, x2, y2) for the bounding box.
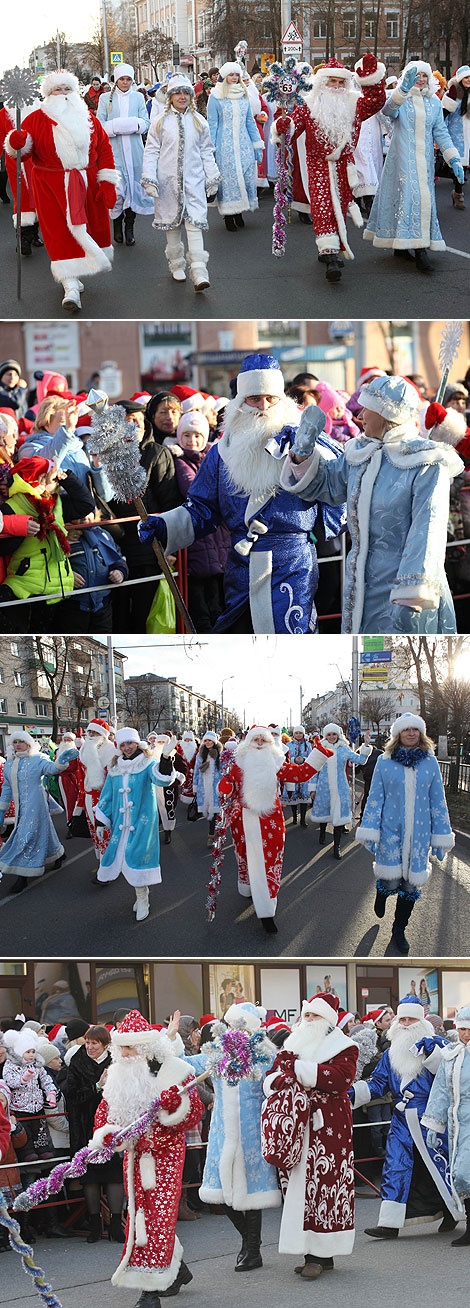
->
(351, 635, 359, 817)
(103, 0, 110, 79)
(56, 29, 61, 69)
(107, 637, 117, 727)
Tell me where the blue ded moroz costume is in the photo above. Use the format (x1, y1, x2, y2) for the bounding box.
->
(137, 354, 346, 633)
(351, 997, 462, 1236)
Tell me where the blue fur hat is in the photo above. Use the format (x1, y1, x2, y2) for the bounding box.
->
(236, 354, 285, 401)
(358, 374, 421, 421)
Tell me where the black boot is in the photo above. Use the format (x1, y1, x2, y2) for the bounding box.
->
(113, 214, 124, 243)
(452, 1198, 470, 1246)
(374, 888, 387, 919)
(291, 805, 298, 825)
(159, 1262, 193, 1296)
(391, 895, 415, 955)
(108, 1212, 125, 1242)
(20, 227, 34, 257)
(124, 208, 136, 245)
(234, 213, 245, 227)
(333, 826, 342, 859)
(325, 253, 342, 281)
(300, 807, 307, 827)
(224, 215, 238, 231)
(415, 247, 433, 273)
(9, 876, 27, 894)
(135, 1294, 162, 1308)
(164, 831, 171, 844)
(318, 823, 326, 846)
(299, 211, 313, 224)
(223, 1205, 247, 1266)
(0, 169, 10, 203)
(439, 1209, 458, 1232)
(261, 917, 278, 934)
(235, 1210, 262, 1271)
(32, 222, 43, 247)
(86, 1214, 102, 1243)
(364, 1225, 399, 1239)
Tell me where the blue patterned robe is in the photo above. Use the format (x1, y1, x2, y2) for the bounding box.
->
(0, 750, 77, 878)
(160, 436, 345, 634)
(422, 1043, 470, 1203)
(364, 87, 459, 249)
(442, 81, 470, 164)
(311, 742, 366, 826)
(286, 738, 311, 802)
(356, 751, 454, 887)
(94, 753, 175, 886)
(97, 88, 154, 216)
(281, 424, 463, 634)
(182, 1048, 280, 1210)
(193, 750, 221, 818)
(353, 1044, 460, 1226)
(207, 87, 263, 215)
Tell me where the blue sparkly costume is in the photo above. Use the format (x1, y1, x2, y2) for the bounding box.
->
(0, 749, 77, 879)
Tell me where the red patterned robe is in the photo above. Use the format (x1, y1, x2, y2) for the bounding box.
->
(275, 73, 385, 257)
(5, 107, 117, 282)
(75, 743, 114, 859)
(218, 756, 323, 920)
(0, 105, 37, 228)
(92, 1060, 203, 1292)
(261, 1036, 358, 1256)
(57, 756, 80, 823)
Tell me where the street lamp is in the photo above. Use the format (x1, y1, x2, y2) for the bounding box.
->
(288, 674, 303, 726)
(221, 676, 234, 729)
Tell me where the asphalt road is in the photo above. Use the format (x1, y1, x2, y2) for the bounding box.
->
(2, 1199, 470, 1308)
(1, 807, 469, 958)
(1, 179, 469, 319)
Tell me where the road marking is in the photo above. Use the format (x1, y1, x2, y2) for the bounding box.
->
(0, 846, 93, 905)
(447, 247, 470, 259)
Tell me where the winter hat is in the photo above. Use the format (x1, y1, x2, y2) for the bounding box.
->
(397, 996, 427, 1020)
(166, 74, 195, 98)
(358, 375, 421, 422)
(65, 1019, 89, 1041)
(224, 1002, 267, 1034)
(181, 393, 206, 413)
(12, 1027, 39, 1058)
(218, 62, 245, 80)
(337, 1010, 355, 1030)
(115, 727, 144, 750)
(128, 391, 152, 410)
(47, 1024, 66, 1043)
(170, 385, 198, 404)
(385, 76, 398, 87)
(455, 1005, 470, 1027)
(236, 354, 285, 402)
(42, 70, 80, 97)
(292, 725, 306, 736)
(111, 1009, 170, 1054)
(87, 718, 111, 738)
(302, 993, 340, 1026)
(202, 731, 218, 743)
(23, 1020, 43, 1034)
(14, 456, 51, 486)
(267, 723, 281, 739)
(213, 396, 229, 413)
(308, 58, 354, 98)
(316, 381, 346, 416)
(266, 1017, 291, 1035)
(34, 371, 69, 403)
(199, 1013, 215, 1029)
(391, 713, 426, 739)
(0, 359, 22, 381)
(363, 1007, 389, 1025)
(398, 62, 439, 96)
(176, 412, 210, 447)
(113, 63, 135, 82)
(219, 727, 234, 744)
(7, 730, 39, 756)
(321, 722, 344, 740)
(36, 1037, 62, 1066)
(442, 382, 468, 405)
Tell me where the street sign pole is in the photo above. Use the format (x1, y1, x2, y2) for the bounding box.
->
(352, 635, 359, 817)
(107, 637, 117, 728)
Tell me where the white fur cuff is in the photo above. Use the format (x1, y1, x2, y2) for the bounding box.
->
(90, 1123, 120, 1151)
(391, 87, 408, 105)
(355, 826, 380, 843)
(441, 94, 457, 113)
(443, 147, 460, 165)
(390, 581, 439, 610)
(352, 1080, 371, 1108)
(295, 1058, 318, 1089)
(431, 832, 454, 848)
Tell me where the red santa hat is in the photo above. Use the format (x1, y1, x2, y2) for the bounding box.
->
(41, 70, 80, 98)
(244, 725, 274, 744)
(111, 1009, 167, 1051)
(76, 413, 94, 438)
(266, 1017, 291, 1035)
(337, 1010, 355, 1030)
(181, 392, 205, 413)
(308, 57, 354, 94)
(301, 993, 340, 1026)
(362, 1007, 389, 1025)
(14, 455, 52, 486)
(87, 718, 111, 738)
(170, 385, 200, 403)
(199, 1013, 215, 1028)
(47, 1024, 66, 1043)
(425, 402, 467, 449)
(358, 367, 386, 387)
(128, 391, 152, 408)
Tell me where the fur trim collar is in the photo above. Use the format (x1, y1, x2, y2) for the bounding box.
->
(108, 754, 153, 777)
(344, 426, 463, 475)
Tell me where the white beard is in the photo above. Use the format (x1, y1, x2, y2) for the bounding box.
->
(283, 1017, 332, 1058)
(388, 1018, 432, 1080)
(236, 740, 285, 814)
(79, 736, 114, 791)
(103, 1055, 159, 1128)
(219, 395, 301, 498)
(309, 86, 360, 148)
(180, 740, 197, 762)
(41, 92, 91, 167)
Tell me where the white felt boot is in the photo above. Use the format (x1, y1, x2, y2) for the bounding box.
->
(186, 226, 210, 291)
(134, 887, 149, 921)
(165, 230, 186, 281)
(61, 277, 82, 313)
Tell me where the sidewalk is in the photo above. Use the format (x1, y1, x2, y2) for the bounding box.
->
(2, 1200, 469, 1308)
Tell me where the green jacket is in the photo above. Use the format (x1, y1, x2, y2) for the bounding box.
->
(5, 476, 73, 603)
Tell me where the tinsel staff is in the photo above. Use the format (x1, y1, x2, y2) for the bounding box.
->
(201, 1025, 275, 1085)
(0, 1190, 62, 1308)
(263, 58, 312, 257)
(206, 788, 233, 922)
(86, 389, 195, 633)
(435, 321, 464, 405)
(0, 66, 39, 299)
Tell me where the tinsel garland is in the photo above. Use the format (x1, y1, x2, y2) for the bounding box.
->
(88, 404, 147, 502)
(200, 1027, 274, 1086)
(391, 746, 428, 768)
(206, 790, 233, 921)
(263, 58, 313, 258)
(272, 134, 290, 257)
(0, 1190, 62, 1308)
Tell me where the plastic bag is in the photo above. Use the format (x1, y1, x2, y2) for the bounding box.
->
(146, 579, 176, 634)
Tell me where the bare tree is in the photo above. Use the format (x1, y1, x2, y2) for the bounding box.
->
(34, 638, 69, 741)
(139, 27, 174, 78)
(432, 677, 470, 788)
(359, 692, 396, 735)
(44, 31, 69, 70)
(70, 652, 95, 734)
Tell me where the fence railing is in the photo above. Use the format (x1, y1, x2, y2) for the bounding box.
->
(438, 759, 470, 793)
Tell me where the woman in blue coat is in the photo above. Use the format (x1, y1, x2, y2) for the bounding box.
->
(94, 726, 177, 921)
(310, 723, 371, 858)
(423, 1004, 470, 1246)
(0, 730, 78, 893)
(364, 61, 464, 272)
(207, 63, 264, 231)
(97, 62, 154, 246)
(441, 66, 470, 210)
(281, 373, 463, 634)
(287, 726, 313, 826)
(356, 713, 454, 953)
(193, 732, 222, 847)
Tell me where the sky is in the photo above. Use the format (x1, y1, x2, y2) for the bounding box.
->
(101, 635, 354, 726)
(1, 2, 99, 77)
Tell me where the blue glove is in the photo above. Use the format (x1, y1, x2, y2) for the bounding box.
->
(292, 406, 327, 460)
(137, 515, 168, 548)
(451, 160, 464, 184)
(347, 1087, 355, 1102)
(364, 840, 377, 854)
(413, 1037, 436, 1056)
(401, 66, 418, 93)
(426, 1129, 442, 1151)
(431, 846, 445, 862)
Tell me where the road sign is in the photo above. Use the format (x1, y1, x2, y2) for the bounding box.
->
(360, 667, 389, 681)
(282, 21, 302, 43)
(360, 651, 392, 664)
(98, 696, 110, 709)
(110, 52, 124, 65)
(363, 636, 384, 652)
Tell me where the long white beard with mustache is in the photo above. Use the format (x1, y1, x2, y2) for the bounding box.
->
(180, 740, 197, 762)
(283, 1016, 332, 1058)
(79, 736, 113, 791)
(103, 1056, 159, 1127)
(219, 395, 301, 498)
(388, 1018, 432, 1080)
(236, 741, 285, 814)
(309, 86, 360, 148)
(42, 92, 91, 163)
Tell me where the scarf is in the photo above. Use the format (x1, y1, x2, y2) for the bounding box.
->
(392, 746, 428, 768)
(27, 494, 70, 555)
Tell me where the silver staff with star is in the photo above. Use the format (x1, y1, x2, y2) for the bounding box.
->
(0, 66, 39, 299)
(263, 58, 312, 257)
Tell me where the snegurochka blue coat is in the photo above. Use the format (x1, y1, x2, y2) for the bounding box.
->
(0, 750, 77, 878)
(94, 753, 176, 887)
(356, 750, 454, 887)
(281, 423, 463, 633)
(286, 737, 311, 802)
(182, 1048, 281, 1211)
(159, 436, 345, 634)
(422, 1042, 470, 1203)
(311, 740, 369, 826)
(353, 1043, 460, 1227)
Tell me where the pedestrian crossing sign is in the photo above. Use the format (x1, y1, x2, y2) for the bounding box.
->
(110, 52, 124, 64)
